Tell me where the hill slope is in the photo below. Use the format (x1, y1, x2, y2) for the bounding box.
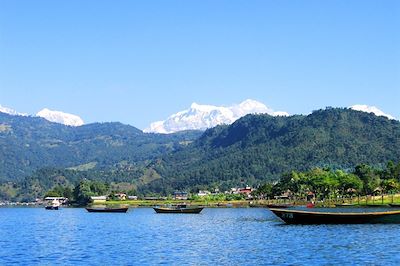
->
(143, 108, 400, 193)
(0, 112, 201, 182)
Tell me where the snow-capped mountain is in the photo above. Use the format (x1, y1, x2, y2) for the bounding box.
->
(144, 99, 289, 134)
(36, 108, 84, 126)
(350, 105, 396, 120)
(0, 104, 27, 116)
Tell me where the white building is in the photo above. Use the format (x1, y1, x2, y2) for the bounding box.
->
(197, 190, 211, 197)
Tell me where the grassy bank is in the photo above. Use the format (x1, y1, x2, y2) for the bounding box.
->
(98, 199, 254, 207)
(91, 194, 400, 208)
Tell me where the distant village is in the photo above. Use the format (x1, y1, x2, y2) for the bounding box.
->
(90, 186, 254, 203)
(0, 186, 256, 206)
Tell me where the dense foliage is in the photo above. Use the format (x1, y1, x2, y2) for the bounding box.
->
(256, 161, 400, 200)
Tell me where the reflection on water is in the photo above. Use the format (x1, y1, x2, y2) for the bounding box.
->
(1, 207, 400, 265)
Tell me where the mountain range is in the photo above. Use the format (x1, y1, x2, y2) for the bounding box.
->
(1, 100, 396, 133)
(0, 105, 399, 200)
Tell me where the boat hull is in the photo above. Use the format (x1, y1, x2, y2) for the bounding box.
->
(266, 204, 293, 208)
(86, 207, 129, 213)
(45, 206, 59, 210)
(334, 203, 357, 207)
(153, 207, 203, 214)
(270, 208, 400, 224)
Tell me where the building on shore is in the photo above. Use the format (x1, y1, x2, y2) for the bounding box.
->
(197, 190, 211, 197)
(174, 191, 188, 200)
(90, 196, 107, 203)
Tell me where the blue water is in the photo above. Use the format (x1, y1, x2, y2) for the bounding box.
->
(1, 207, 400, 265)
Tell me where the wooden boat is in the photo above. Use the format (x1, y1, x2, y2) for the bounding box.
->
(269, 208, 400, 224)
(85, 207, 129, 213)
(45, 199, 61, 210)
(266, 203, 293, 208)
(365, 204, 389, 207)
(45, 205, 59, 210)
(153, 204, 203, 214)
(335, 203, 357, 207)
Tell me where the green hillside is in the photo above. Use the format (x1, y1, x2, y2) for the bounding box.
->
(1, 108, 400, 200)
(0, 112, 201, 182)
(143, 108, 400, 194)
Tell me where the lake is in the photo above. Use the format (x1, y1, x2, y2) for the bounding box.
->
(1, 207, 400, 265)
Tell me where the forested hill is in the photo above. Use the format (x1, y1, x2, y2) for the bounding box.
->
(145, 108, 400, 194)
(0, 112, 201, 182)
(2, 108, 400, 200)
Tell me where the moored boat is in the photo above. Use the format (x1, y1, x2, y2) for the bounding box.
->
(269, 208, 400, 224)
(335, 203, 357, 207)
(45, 205, 59, 210)
(153, 204, 203, 214)
(86, 207, 129, 213)
(266, 203, 293, 208)
(365, 204, 389, 207)
(45, 198, 61, 210)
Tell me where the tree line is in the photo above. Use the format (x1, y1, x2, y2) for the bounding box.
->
(253, 161, 400, 200)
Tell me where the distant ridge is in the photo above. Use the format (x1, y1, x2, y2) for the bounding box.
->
(0, 112, 201, 182)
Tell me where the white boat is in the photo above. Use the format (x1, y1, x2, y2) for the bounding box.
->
(45, 198, 61, 210)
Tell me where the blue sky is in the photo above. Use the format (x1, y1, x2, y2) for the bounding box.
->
(0, 0, 399, 129)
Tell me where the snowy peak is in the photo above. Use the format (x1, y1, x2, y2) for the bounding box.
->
(1, 104, 84, 126)
(36, 108, 84, 126)
(144, 99, 289, 134)
(0, 105, 27, 116)
(350, 105, 396, 120)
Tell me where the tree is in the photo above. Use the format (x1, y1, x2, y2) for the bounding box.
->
(381, 179, 399, 194)
(44, 191, 61, 198)
(253, 183, 273, 199)
(73, 180, 109, 206)
(354, 164, 380, 195)
(337, 171, 363, 195)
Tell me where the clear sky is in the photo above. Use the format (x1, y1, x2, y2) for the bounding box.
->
(0, 0, 399, 129)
